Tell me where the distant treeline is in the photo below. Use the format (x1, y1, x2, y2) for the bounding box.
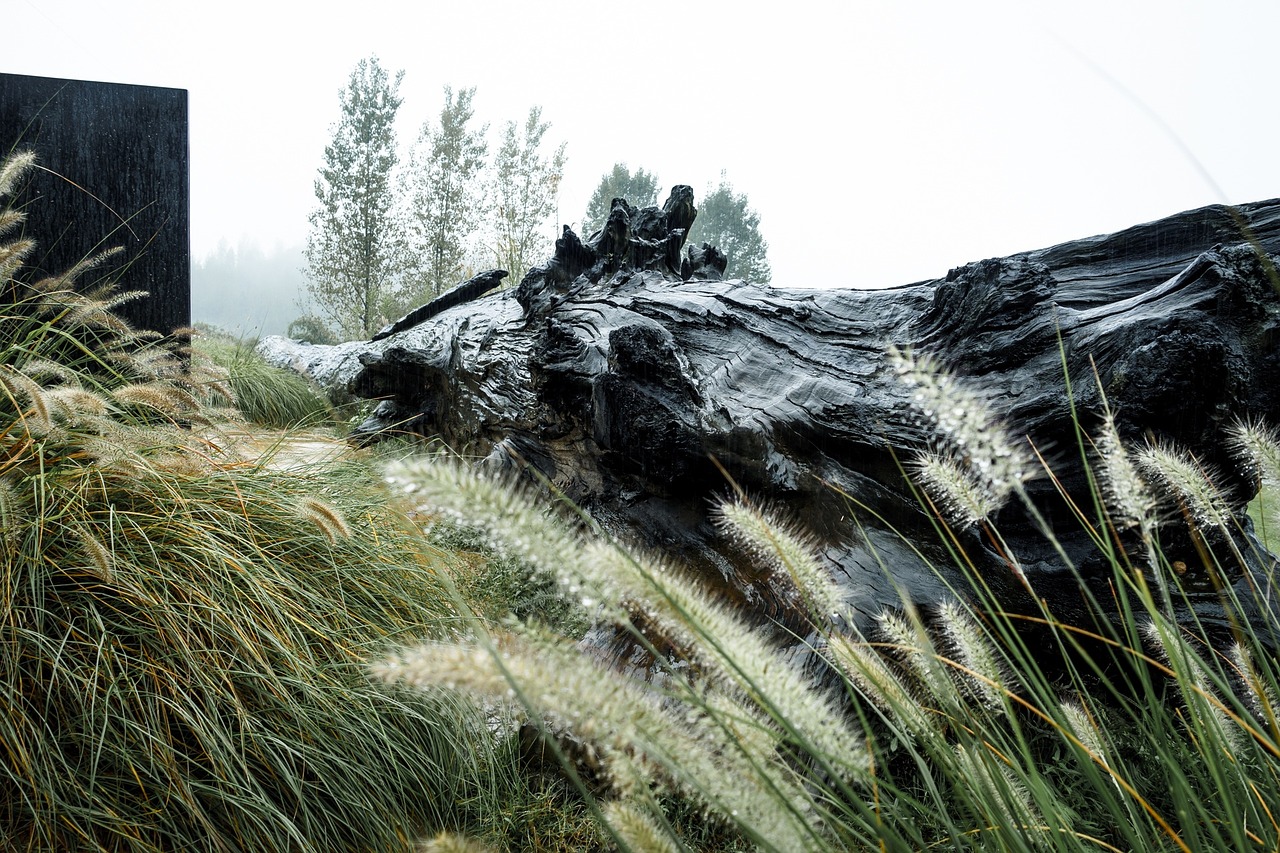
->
(192, 241, 305, 338)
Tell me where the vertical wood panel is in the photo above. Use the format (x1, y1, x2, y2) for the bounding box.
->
(1, 72, 189, 334)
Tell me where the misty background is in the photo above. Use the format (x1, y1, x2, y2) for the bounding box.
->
(12, 0, 1280, 338)
(192, 241, 304, 337)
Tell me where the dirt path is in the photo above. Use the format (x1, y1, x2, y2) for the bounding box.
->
(207, 427, 356, 471)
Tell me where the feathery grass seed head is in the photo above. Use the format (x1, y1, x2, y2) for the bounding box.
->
(1230, 642, 1279, 726)
(374, 631, 778, 816)
(910, 451, 1004, 530)
(1142, 619, 1245, 754)
(45, 386, 112, 422)
(1058, 700, 1110, 767)
(890, 346, 1033, 525)
(417, 835, 487, 853)
(73, 524, 115, 582)
(18, 358, 83, 386)
(0, 209, 23, 235)
(878, 610, 957, 710)
(828, 634, 938, 738)
(416, 832, 496, 853)
(1227, 419, 1280, 486)
(0, 150, 36, 200)
(0, 365, 52, 436)
(713, 498, 845, 621)
(0, 476, 26, 545)
(1136, 443, 1232, 533)
(1094, 413, 1159, 532)
(385, 456, 623, 616)
(112, 382, 199, 420)
(0, 237, 35, 280)
(601, 800, 682, 853)
(952, 743, 1039, 831)
(937, 600, 1008, 710)
(295, 497, 352, 543)
(698, 686, 787, 765)
(610, 551, 870, 779)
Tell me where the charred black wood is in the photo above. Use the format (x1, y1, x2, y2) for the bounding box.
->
(264, 191, 1280, 653)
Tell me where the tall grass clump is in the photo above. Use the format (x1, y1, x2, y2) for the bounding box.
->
(0, 151, 510, 851)
(377, 341, 1280, 850)
(194, 327, 339, 429)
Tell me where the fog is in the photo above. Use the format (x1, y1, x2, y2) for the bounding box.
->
(10, 0, 1280, 332)
(192, 241, 305, 337)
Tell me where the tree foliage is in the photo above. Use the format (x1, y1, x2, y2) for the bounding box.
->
(304, 56, 407, 340)
(404, 86, 489, 303)
(488, 106, 567, 279)
(581, 162, 660, 236)
(688, 173, 771, 283)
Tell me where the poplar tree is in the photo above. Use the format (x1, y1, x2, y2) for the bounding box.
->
(488, 106, 567, 279)
(304, 56, 407, 340)
(687, 173, 772, 283)
(404, 86, 488, 302)
(582, 163, 660, 235)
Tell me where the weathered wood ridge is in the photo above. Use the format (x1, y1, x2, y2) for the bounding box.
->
(263, 191, 1280, 644)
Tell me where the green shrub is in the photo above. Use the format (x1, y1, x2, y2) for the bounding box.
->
(287, 314, 339, 346)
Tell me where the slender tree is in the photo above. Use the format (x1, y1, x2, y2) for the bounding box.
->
(304, 56, 407, 340)
(404, 86, 489, 303)
(581, 162, 660, 235)
(488, 106, 567, 279)
(688, 172, 771, 283)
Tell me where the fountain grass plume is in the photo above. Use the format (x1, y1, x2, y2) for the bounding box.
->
(601, 799, 684, 853)
(294, 494, 353, 542)
(1227, 418, 1280, 485)
(0, 150, 36, 198)
(951, 743, 1041, 834)
(1141, 619, 1247, 756)
(827, 633, 939, 740)
(1228, 641, 1280, 729)
(1058, 700, 1112, 769)
(910, 450, 1006, 530)
(937, 599, 1010, 711)
(1094, 412, 1160, 534)
(1228, 418, 1280, 546)
(1136, 443, 1233, 534)
(417, 833, 497, 853)
(372, 627, 825, 851)
(876, 609, 960, 712)
(385, 455, 870, 783)
(889, 345, 1035, 529)
(714, 497, 846, 623)
(386, 454, 625, 619)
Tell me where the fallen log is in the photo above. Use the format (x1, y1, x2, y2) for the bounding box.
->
(261, 192, 1280, 648)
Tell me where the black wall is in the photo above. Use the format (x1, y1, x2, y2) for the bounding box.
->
(1, 72, 189, 333)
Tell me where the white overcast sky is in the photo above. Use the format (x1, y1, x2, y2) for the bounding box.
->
(9, 0, 1280, 288)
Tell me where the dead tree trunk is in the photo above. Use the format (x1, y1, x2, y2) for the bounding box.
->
(265, 191, 1280, 646)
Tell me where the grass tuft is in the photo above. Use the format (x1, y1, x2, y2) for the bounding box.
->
(0, 150, 516, 851)
(194, 329, 339, 429)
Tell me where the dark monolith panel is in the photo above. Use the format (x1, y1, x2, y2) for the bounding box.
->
(1, 72, 189, 333)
